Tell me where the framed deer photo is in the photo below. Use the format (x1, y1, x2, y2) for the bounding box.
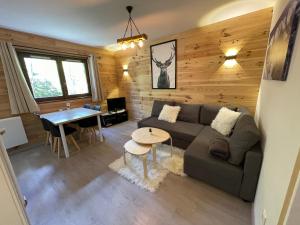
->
(150, 40, 177, 89)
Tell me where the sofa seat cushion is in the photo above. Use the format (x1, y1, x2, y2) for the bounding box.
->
(138, 117, 204, 143)
(184, 126, 243, 196)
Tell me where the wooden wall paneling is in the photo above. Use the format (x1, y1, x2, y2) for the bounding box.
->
(115, 8, 273, 120)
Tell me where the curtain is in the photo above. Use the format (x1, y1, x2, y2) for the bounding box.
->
(0, 41, 40, 114)
(88, 55, 103, 102)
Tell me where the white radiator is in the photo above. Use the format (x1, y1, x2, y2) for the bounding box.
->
(0, 116, 28, 149)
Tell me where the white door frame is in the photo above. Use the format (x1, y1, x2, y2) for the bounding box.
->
(0, 129, 30, 225)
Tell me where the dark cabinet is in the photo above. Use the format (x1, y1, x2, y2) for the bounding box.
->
(101, 110, 128, 127)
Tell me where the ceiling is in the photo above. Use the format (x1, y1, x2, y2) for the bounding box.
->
(0, 0, 276, 47)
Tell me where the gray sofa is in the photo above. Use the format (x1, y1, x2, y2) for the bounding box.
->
(138, 100, 262, 202)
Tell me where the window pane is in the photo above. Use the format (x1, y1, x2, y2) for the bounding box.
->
(62, 61, 89, 95)
(24, 57, 63, 98)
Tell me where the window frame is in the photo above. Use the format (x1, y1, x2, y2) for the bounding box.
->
(17, 51, 92, 102)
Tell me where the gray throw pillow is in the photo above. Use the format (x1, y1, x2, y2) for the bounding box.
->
(228, 114, 260, 165)
(209, 137, 230, 160)
(151, 100, 174, 117)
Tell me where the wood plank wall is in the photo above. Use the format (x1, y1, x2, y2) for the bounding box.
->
(115, 8, 273, 120)
(0, 28, 119, 144)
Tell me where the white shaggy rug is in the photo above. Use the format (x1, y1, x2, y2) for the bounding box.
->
(109, 144, 186, 192)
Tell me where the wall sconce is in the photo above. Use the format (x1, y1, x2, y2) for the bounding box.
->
(123, 65, 129, 76)
(224, 49, 238, 68)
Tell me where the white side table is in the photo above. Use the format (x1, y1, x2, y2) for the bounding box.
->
(123, 140, 152, 178)
(131, 127, 173, 160)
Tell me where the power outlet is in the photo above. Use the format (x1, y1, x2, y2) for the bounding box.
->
(262, 209, 267, 225)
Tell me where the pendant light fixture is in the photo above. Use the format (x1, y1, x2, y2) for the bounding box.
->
(117, 6, 148, 50)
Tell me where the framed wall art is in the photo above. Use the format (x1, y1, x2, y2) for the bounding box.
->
(150, 40, 177, 89)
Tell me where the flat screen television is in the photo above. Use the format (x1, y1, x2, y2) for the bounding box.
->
(107, 97, 126, 112)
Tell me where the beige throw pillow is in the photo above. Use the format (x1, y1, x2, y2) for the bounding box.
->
(211, 107, 241, 136)
(158, 105, 181, 123)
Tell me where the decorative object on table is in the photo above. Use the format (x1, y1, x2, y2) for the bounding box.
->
(263, 0, 300, 81)
(109, 144, 185, 192)
(66, 102, 71, 110)
(149, 128, 152, 134)
(150, 40, 177, 89)
(117, 6, 147, 50)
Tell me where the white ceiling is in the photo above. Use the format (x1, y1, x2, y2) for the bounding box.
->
(0, 0, 276, 47)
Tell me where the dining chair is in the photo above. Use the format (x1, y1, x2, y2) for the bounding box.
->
(42, 118, 80, 159)
(40, 118, 53, 148)
(78, 105, 101, 144)
(83, 104, 92, 109)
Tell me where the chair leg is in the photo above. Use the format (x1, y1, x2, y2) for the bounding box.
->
(52, 138, 58, 152)
(57, 138, 61, 159)
(49, 134, 53, 150)
(79, 128, 85, 140)
(92, 128, 96, 143)
(88, 128, 92, 145)
(45, 131, 50, 146)
(69, 135, 80, 152)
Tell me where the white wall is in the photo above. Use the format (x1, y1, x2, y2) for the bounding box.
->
(254, 0, 300, 224)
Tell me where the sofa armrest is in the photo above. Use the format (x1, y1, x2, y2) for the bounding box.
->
(239, 144, 263, 201)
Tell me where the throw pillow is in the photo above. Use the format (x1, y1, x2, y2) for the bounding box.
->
(211, 107, 241, 136)
(158, 105, 181, 123)
(209, 138, 230, 160)
(151, 100, 174, 117)
(228, 114, 261, 165)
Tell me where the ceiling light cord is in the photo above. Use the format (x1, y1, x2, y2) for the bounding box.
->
(122, 6, 142, 39)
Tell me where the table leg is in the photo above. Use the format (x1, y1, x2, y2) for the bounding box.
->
(97, 115, 103, 142)
(152, 144, 157, 163)
(59, 124, 70, 158)
(170, 137, 173, 157)
(142, 155, 148, 179)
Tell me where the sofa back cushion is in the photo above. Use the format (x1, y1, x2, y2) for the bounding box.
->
(151, 100, 174, 117)
(200, 104, 238, 125)
(228, 114, 261, 165)
(176, 103, 201, 123)
(200, 105, 222, 125)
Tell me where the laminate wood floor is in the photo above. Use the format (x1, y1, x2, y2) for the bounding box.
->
(10, 121, 252, 225)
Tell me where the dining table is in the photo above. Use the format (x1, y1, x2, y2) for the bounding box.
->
(40, 107, 103, 158)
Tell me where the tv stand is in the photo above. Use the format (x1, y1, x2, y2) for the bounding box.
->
(101, 109, 128, 127)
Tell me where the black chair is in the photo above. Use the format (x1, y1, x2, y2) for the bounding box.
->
(78, 105, 101, 144)
(40, 118, 52, 147)
(83, 104, 92, 109)
(41, 118, 80, 159)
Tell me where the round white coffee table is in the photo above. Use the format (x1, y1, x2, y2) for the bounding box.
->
(132, 127, 173, 161)
(123, 140, 152, 178)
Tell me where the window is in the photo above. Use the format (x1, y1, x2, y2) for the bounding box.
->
(18, 51, 91, 102)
